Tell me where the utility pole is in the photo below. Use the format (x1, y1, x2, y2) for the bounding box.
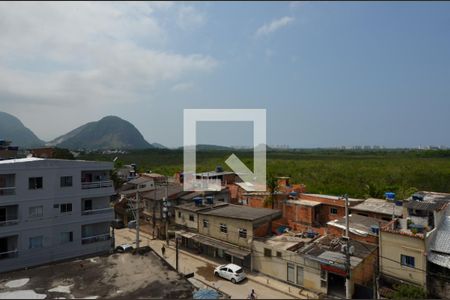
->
(136, 190, 140, 249)
(344, 194, 351, 299)
(175, 237, 179, 272)
(165, 178, 169, 246)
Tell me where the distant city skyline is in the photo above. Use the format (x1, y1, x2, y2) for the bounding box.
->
(0, 2, 449, 148)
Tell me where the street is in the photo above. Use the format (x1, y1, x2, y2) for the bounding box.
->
(114, 228, 302, 299)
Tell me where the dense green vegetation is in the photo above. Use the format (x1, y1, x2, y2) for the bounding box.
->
(79, 149, 450, 199)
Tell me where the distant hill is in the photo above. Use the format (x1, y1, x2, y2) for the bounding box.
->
(151, 142, 167, 149)
(0, 111, 44, 148)
(48, 116, 153, 150)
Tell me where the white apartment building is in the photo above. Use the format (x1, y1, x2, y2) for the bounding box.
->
(0, 157, 115, 273)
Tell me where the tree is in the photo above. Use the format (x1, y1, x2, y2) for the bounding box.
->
(392, 284, 426, 299)
(264, 175, 278, 209)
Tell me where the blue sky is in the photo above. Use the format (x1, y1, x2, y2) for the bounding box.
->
(0, 2, 449, 148)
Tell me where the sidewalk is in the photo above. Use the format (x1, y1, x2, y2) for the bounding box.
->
(115, 229, 317, 299)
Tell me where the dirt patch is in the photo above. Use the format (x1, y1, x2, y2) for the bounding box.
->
(196, 264, 219, 282)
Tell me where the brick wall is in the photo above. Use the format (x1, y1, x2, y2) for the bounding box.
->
(253, 222, 271, 237)
(327, 225, 379, 244)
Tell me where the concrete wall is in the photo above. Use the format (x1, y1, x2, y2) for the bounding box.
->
(198, 215, 253, 248)
(251, 240, 325, 294)
(380, 230, 426, 287)
(327, 225, 379, 244)
(0, 159, 114, 273)
(175, 208, 198, 230)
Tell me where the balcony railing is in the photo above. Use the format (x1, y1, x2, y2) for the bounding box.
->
(81, 180, 113, 190)
(81, 233, 111, 245)
(0, 219, 19, 227)
(0, 187, 16, 196)
(81, 207, 113, 216)
(0, 249, 18, 260)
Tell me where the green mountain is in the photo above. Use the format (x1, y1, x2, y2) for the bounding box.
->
(0, 111, 44, 148)
(151, 142, 167, 149)
(48, 116, 154, 150)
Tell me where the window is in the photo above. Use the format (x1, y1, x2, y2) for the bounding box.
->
(84, 199, 92, 211)
(401, 254, 415, 268)
(189, 214, 195, 222)
(29, 206, 43, 218)
(276, 251, 282, 258)
(60, 232, 73, 244)
(264, 248, 272, 257)
(29, 236, 43, 249)
(60, 176, 72, 187)
(287, 263, 295, 283)
(203, 219, 209, 228)
(220, 223, 227, 233)
(60, 203, 72, 213)
(330, 207, 338, 215)
(177, 211, 181, 218)
(239, 228, 247, 238)
(0, 174, 15, 196)
(29, 177, 43, 189)
(297, 266, 304, 285)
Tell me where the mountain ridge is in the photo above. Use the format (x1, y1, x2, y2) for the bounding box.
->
(0, 111, 44, 148)
(48, 115, 154, 150)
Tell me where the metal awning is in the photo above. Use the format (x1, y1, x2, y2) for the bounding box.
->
(191, 234, 251, 259)
(176, 230, 198, 239)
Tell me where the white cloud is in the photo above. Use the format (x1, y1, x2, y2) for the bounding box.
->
(176, 5, 206, 30)
(255, 16, 294, 38)
(0, 2, 216, 107)
(171, 82, 194, 92)
(289, 1, 304, 9)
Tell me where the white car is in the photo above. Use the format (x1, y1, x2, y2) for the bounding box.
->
(214, 263, 246, 284)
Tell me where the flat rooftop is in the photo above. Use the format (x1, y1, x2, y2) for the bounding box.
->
(300, 235, 377, 267)
(352, 198, 403, 216)
(302, 193, 363, 203)
(327, 214, 388, 236)
(199, 204, 282, 221)
(405, 191, 450, 211)
(286, 199, 321, 207)
(255, 234, 315, 251)
(175, 201, 229, 212)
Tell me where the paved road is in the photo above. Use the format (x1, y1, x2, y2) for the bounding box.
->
(115, 229, 295, 299)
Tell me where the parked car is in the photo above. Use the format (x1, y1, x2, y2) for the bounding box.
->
(214, 263, 246, 284)
(115, 244, 134, 253)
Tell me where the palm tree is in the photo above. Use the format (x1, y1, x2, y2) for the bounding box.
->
(264, 176, 278, 209)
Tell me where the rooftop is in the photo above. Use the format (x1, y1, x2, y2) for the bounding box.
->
(405, 191, 450, 211)
(0, 157, 113, 169)
(428, 206, 450, 268)
(195, 171, 236, 177)
(235, 182, 268, 193)
(199, 204, 282, 221)
(285, 199, 321, 207)
(327, 214, 387, 236)
(175, 201, 229, 212)
(255, 234, 316, 251)
(302, 193, 363, 203)
(351, 198, 403, 217)
(0, 157, 43, 164)
(300, 235, 377, 268)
